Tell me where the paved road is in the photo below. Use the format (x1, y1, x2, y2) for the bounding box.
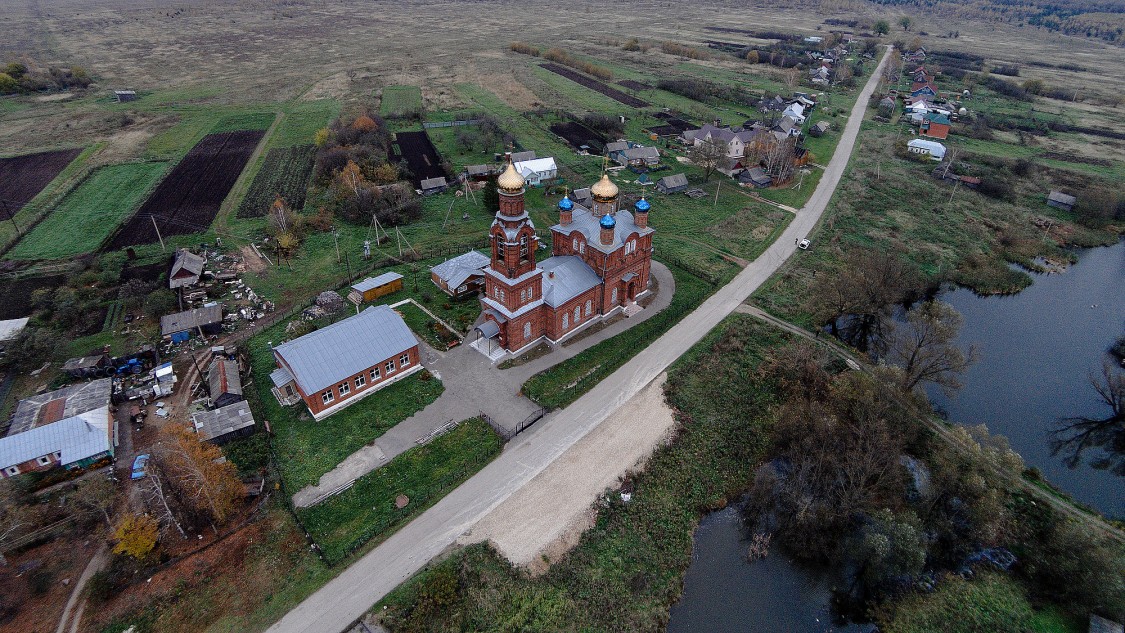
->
(266, 47, 892, 633)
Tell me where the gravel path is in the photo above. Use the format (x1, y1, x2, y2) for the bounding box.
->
(266, 47, 893, 633)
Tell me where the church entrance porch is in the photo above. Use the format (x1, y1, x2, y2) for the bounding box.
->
(471, 321, 507, 362)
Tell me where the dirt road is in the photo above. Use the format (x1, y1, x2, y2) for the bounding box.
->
(265, 47, 893, 633)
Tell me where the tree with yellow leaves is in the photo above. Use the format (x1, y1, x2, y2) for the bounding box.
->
(113, 514, 159, 560)
(153, 425, 243, 528)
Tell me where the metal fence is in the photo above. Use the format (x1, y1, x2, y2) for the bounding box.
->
(422, 119, 483, 129)
(480, 408, 546, 442)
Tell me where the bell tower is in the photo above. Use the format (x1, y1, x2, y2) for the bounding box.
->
(489, 156, 538, 280)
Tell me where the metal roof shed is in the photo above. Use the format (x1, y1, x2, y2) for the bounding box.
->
(161, 304, 224, 337)
(191, 402, 256, 444)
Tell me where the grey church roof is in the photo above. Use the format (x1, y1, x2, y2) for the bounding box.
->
(273, 305, 418, 395)
(550, 203, 654, 255)
(540, 256, 602, 308)
(431, 251, 490, 288)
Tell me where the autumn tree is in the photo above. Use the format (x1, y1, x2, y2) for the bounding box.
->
(745, 50, 759, 64)
(687, 137, 727, 182)
(885, 300, 978, 395)
(783, 67, 800, 91)
(113, 514, 159, 560)
(313, 127, 330, 148)
(1051, 362, 1125, 475)
(352, 115, 377, 133)
(152, 425, 243, 528)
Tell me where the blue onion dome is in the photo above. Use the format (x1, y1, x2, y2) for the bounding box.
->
(600, 214, 616, 229)
(558, 196, 574, 211)
(634, 197, 651, 213)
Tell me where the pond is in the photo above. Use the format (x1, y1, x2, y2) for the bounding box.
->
(668, 505, 874, 633)
(928, 238, 1125, 517)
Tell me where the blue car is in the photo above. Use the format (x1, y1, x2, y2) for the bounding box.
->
(131, 454, 150, 480)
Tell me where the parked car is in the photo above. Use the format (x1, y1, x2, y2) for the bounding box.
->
(131, 454, 150, 480)
(799, 238, 811, 250)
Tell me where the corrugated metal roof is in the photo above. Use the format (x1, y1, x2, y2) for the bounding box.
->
(420, 176, 448, 189)
(0, 318, 29, 342)
(515, 157, 557, 175)
(170, 248, 206, 289)
(160, 304, 223, 336)
(0, 407, 112, 469)
(431, 251, 489, 289)
(208, 357, 242, 398)
(352, 272, 404, 293)
(192, 402, 256, 442)
(9, 379, 112, 436)
(273, 305, 418, 395)
(1048, 191, 1077, 205)
(541, 256, 602, 308)
(658, 173, 688, 188)
(270, 367, 294, 388)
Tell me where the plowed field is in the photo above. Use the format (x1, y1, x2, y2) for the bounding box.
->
(540, 64, 649, 108)
(0, 148, 82, 215)
(107, 130, 264, 249)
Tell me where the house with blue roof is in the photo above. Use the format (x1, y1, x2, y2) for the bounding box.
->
(269, 305, 422, 420)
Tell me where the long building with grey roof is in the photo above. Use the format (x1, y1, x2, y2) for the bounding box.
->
(1, 378, 114, 478)
(474, 157, 655, 355)
(270, 305, 422, 420)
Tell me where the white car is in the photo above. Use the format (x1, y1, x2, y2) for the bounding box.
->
(798, 239, 811, 250)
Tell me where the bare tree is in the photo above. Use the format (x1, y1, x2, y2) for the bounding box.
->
(761, 135, 797, 183)
(68, 475, 116, 528)
(886, 301, 978, 395)
(806, 250, 919, 352)
(1051, 362, 1125, 475)
(0, 481, 32, 566)
(784, 67, 800, 92)
(144, 466, 186, 539)
(151, 425, 243, 530)
(687, 137, 727, 182)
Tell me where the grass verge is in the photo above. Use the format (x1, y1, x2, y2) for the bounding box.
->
(521, 260, 712, 409)
(297, 418, 502, 565)
(248, 320, 445, 491)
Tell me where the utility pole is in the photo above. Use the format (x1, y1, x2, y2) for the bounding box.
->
(332, 227, 341, 263)
(713, 180, 721, 207)
(151, 216, 166, 252)
(344, 250, 352, 281)
(0, 200, 21, 237)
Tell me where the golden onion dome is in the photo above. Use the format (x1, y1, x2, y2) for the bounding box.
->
(590, 173, 619, 202)
(497, 161, 526, 193)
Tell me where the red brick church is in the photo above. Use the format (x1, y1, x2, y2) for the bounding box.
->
(475, 158, 655, 353)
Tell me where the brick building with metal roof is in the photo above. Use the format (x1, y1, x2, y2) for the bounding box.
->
(0, 378, 114, 478)
(269, 305, 421, 420)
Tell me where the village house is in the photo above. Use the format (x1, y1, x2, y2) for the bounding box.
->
(207, 356, 243, 409)
(474, 159, 654, 355)
(464, 164, 496, 182)
(908, 139, 947, 161)
(270, 305, 422, 420)
(169, 248, 206, 289)
(920, 112, 951, 140)
(508, 150, 536, 163)
(683, 124, 756, 159)
(513, 157, 558, 186)
(431, 250, 490, 298)
(0, 379, 114, 478)
(655, 173, 689, 194)
(782, 102, 807, 125)
(420, 176, 448, 196)
(739, 166, 773, 188)
(619, 146, 661, 168)
(161, 304, 224, 342)
(349, 272, 404, 304)
(191, 402, 256, 445)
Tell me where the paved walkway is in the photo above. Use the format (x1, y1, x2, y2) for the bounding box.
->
(267, 47, 892, 633)
(291, 261, 676, 508)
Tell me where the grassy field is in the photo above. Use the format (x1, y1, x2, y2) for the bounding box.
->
(6, 162, 167, 260)
(373, 316, 784, 631)
(0, 143, 99, 254)
(881, 572, 1084, 633)
(247, 320, 445, 492)
(297, 418, 502, 565)
(521, 260, 714, 409)
(380, 85, 423, 118)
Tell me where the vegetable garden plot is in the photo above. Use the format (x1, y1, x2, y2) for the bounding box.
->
(236, 145, 316, 218)
(539, 63, 649, 108)
(549, 121, 607, 152)
(0, 148, 82, 215)
(107, 130, 265, 249)
(391, 131, 447, 187)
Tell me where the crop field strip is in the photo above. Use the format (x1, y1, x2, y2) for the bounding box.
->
(107, 129, 266, 249)
(6, 162, 168, 260)
(0, 148, 83, 214)
(236, 145, 317, 217)
(539, 63, 649, 107)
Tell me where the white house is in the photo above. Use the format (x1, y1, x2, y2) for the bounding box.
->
(907, 139, 947, 161)
(514, 157, 558, 186)
(683, 124, 756, 159)
(782, 102, 806, 125)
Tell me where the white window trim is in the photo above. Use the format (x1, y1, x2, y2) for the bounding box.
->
(524, 322, 532, 338)
(5, 466, 18, 476)
(322, 390, 334, 404)
(585, 300, 592, 316)
(562, 313, 569, 330)
(355, 375, 366, 388)
(385, 359, 397, 374)
(399, 353, 411, 367)
(338, 382, 350, 396)
(36, 455, 51, 466)
(370, 367, 381, 380)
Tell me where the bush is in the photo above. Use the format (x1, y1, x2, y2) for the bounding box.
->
(509, 42, 540, 57)
(142, 289, 176, 318)
(976, 178, 1014, 202)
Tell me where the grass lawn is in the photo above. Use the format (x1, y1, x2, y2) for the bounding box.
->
(297, 418, 502, 565)
(6, 162, 167, 260)
(881, 572, 1084, 633)
(380, 85, 423, 118)
(521, 260, 714, 409)
(394, 301, 460, 350)
(270, 100, 339, 148)
(211, 111, 277, 133)
(248, 320, 445, 492)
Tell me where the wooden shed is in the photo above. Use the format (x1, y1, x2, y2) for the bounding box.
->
(349, 272, 404, 303)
